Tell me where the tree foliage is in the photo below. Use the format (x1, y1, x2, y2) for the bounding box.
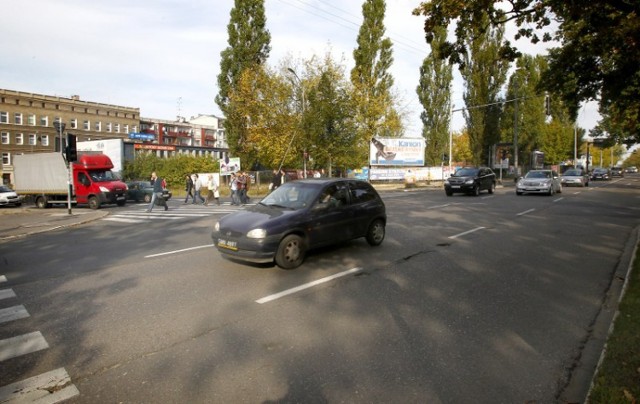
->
(351, 0, 401, 155)
(216, 0, 271, 160)
(122, 153, 219, 190)
(417, 25, 453, 166)
(412, 0, 640, 145)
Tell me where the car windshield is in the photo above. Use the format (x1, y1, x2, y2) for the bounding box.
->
(453, 168, 479, 177)
(525, 171, 551, 179)
(260, 182, 321, 210)
(89, 170, 118, 182)
(563, 169, 582, 176)
(0, 186, 12, 192)
(594, 169, 606, 173)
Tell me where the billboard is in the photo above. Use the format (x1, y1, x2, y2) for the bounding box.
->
(220, 157, 241, 175)
(370, 137, 425, 166)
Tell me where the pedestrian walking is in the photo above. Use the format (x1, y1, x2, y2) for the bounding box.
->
(146, 172, 168, 212)
(237, 171, 247, 204)
(269, 169, 283, 192)
(193, 174, 205, 205)
(184, 174, 194, 204)
(229, 172, 239, 205)
(204, 174, 220, 206)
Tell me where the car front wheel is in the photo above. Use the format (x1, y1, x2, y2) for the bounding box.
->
(366, 219, 385, 246)
(144, 194, 152, 203)
(275, 234, 306, 269)
(488, 182, 495, 194)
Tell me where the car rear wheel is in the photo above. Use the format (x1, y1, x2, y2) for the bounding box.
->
(275, 234, 306, 269)
(366, 219, 385, 246)
(488, 182, 495, 194)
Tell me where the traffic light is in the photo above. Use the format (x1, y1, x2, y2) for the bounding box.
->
(66, 133, 77, 162)
(545, 95, 551, 116)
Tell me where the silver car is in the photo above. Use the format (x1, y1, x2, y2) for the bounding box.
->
(516, 170, 562, 196)
(561, 168, 590, 187)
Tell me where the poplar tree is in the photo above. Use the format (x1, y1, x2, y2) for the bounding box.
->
(351, 0, 399, 164)
(416, 25, 453, 166)
(216, 0, 271, 159)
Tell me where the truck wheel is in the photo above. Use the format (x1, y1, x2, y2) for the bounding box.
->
(88, 196, 100, 209)
(35, 196, 48, 209)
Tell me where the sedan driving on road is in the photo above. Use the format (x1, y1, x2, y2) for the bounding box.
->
(561, 168, 589, 187)
(516, 170, 562, 195)
(591, 168, 611, 181)
(212, 178, 387, 269)
(444, 167, 496, 196)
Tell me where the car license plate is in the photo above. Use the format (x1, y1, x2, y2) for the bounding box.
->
(217, 239, 238, 251)
(451, 185, 460, 189)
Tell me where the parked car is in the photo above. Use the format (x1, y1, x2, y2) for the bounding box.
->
(126, 180, 172, 203)
(0, 185, 22, 207)
(561, 168, 590, 187)
(591, 168, 611, 181)
(212, 178, 387, 269)
(516, 169, 562, 195)
(610, 167, 624, 178)
(444, 167, 496, 196)
(625, 166, 638, 173)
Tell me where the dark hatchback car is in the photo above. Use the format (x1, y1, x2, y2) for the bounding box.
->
(126, 180, 172, 203)
(444, 167, 496, 196)
(212, 178, 387, 269)
(591, 168, 611, 181)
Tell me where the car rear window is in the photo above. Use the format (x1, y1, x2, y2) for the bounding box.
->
(348, 181, 379, 204)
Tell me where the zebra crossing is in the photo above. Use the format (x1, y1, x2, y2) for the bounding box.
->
(102, 203, 252, 224)
(0, 275, 80, 403)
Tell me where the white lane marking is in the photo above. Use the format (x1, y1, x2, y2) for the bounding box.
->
(553, 197, 564, 202)
(256, 267, 363, 304)
(0, 275, 6, 283)
(448, 226, 486, 240)
(517, 208, 536, 216)
(0, 305, 29, 324)
(427, 204, 451, 209)
(102, 217, 145, 223)
(0, 288, 16, 300)
(0, 367, 79, 403)
(145, 244, 213, 258)
(0, 331, 49, 361)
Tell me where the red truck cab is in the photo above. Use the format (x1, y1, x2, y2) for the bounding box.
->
(72, 154, 127, 209)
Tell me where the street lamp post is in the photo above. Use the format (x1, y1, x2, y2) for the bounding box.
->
(287, 68, 307, 178)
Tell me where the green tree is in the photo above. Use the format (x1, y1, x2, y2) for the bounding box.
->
(461, 12, 509, 165)
(351, 0, 400, 165)
(416, 25, 453, 166)
(412, 0, 640, 145)
(216, 0, 271, 161)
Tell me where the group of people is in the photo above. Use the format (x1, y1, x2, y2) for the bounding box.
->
(183, 173, 220, 206)
(229, 171, 252, 205)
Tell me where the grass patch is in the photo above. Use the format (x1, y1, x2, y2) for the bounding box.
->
(588, 243, 640, 403)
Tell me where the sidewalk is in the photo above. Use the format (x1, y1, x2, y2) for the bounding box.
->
(0, 206, 109, 242)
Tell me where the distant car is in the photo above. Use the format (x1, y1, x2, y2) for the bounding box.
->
(212, 178, 386, 269)
(591, 168, 611, 181)
(561, 168, 590, 187)
(126, 180, 172, 203)
(610, 167, 624, 178)
(444, 167, 496, 196)
(625, 166, 638, 173)
(516, 170, 562, 195)
(0, 185, 22, 207)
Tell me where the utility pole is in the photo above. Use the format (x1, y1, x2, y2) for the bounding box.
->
(287, 68, 307, 178)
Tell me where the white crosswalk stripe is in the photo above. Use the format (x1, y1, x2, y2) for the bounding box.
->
(102, 205, 253, 224)
(0, 275, 80, 403)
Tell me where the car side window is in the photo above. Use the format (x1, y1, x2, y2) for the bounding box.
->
(348, 181, 377, 204)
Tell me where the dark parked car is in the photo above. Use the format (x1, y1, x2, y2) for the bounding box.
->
(126, 181, 172, 203)
(444, 167, 496, 196)
(212, 178, 387, 269)
(590, 168, 611, 181)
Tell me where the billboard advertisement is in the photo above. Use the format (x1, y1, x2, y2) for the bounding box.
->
(370, 137, 425, 166)
(220, 157, 241, 175)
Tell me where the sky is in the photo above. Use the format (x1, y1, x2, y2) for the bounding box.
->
(1, 0, 601, 138)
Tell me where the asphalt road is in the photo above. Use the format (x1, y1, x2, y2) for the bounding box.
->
(1, 176, 639, 403)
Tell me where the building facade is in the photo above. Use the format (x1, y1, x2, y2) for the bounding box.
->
(1, 88, 228, 185)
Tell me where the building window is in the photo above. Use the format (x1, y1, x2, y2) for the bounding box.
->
(40, 116, 48, 126)
(27, 114, 36, 126)
(1, 132, 9, 144)
(106, 122, 112, 132)
(115, 123, 120, 133)
(83, 120, 90, 130)
(41, 135, 49, 146)
(16, 133, 23, 145)
(124, 124, 129, 134)
(28, 134, 37, 145)
(132, 125, 138, 133)
(14, 113, 23, 125)
(94, 121, 101, 131)
(70, 119, 78, 129)
(2, 153, 10, 166)
(0, 111, 7, 123)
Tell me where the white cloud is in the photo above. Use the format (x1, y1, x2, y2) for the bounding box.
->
(0, 0, 599, 133)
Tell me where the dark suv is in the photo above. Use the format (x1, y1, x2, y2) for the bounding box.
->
(444, 167, 497, 196)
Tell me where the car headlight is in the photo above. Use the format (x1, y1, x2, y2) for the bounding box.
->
(247, 229, 267, 239)
(464, 179, 474, 185)
(214, 222, 220, 232)
(99, 186, 110, 192)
